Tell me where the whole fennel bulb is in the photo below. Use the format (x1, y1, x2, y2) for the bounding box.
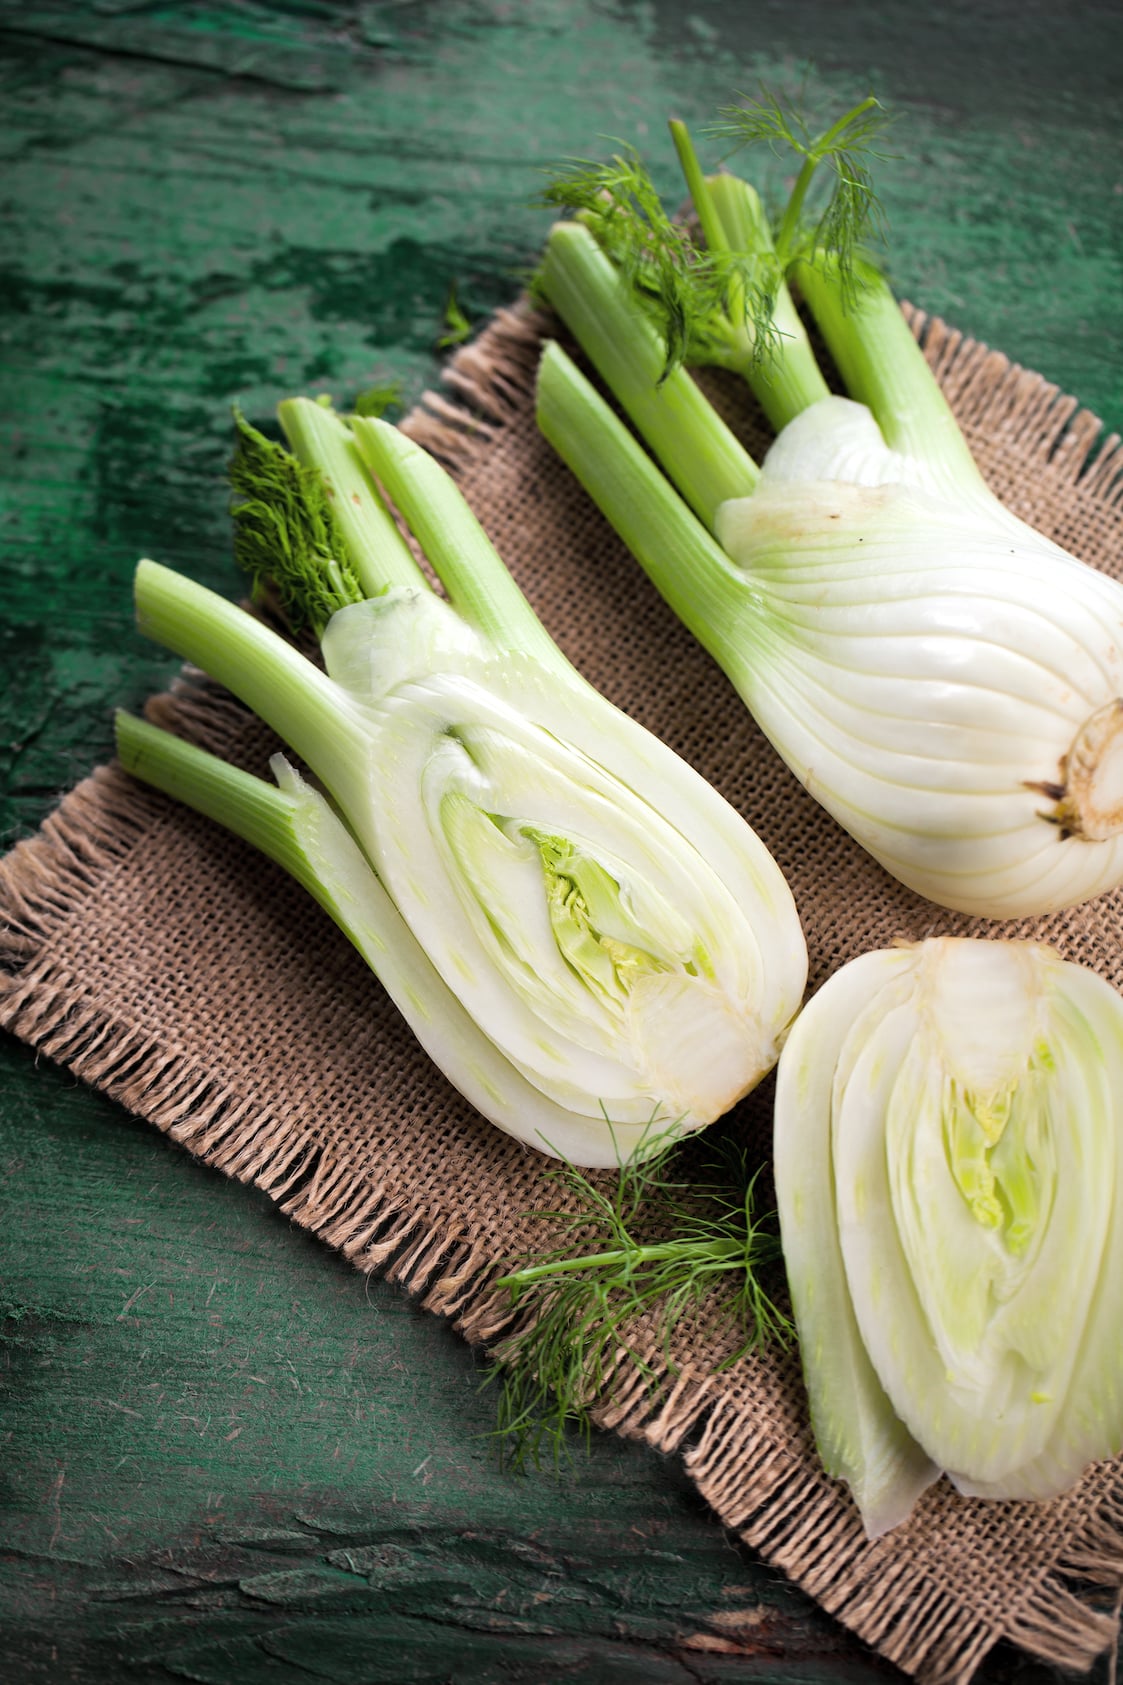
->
(713, 383, 1123, 917)
(534, 103, 1123, 919)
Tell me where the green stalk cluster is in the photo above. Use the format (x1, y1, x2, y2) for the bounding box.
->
(535, 93, 956, 581)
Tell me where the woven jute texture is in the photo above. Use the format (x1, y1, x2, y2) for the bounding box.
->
(3, 298, 1123, 1683)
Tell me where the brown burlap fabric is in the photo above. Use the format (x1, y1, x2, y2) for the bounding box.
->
(3, 298, 1123, 1683)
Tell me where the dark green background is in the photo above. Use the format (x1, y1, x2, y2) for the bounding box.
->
(2, 4, 1121, 1680)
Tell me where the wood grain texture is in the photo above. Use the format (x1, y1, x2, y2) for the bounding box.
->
(1, 3, 1121, 1681)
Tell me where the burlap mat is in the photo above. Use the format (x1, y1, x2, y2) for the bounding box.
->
(3, 296, 1123, 1684)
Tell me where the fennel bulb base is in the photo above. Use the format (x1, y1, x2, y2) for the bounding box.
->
(1036, 699, 1123, 842)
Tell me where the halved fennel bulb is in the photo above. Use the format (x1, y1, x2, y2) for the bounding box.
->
(314, 587, 807, 1153)
(716, 397, 1123, 918)
(774, 936, 1123, 1536)
(124, 406, 807, 1167)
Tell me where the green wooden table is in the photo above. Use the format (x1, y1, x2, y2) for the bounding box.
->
(2, 4, 1121, 1680)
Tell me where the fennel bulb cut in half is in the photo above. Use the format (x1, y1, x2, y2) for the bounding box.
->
(534, 101, 1123, 918)
(773, 936, 1123, 1538)
(118, 403, 807, 1167)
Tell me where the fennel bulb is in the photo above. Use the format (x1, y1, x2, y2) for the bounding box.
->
(773, 937, 1123, 1537)
(534, 103, 1123, 918)
(119, 404, 807, 1167)
(711, 387, 1123, 916)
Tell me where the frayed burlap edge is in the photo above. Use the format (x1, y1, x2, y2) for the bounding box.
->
(680, 1393, 1123, 1683)
(3, 296, 1123, 1685)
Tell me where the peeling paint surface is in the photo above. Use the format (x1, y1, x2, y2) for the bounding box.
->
(1, 3, 1121, 1679)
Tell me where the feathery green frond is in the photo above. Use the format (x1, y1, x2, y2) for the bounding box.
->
(709, 85, 811, 156)
(711, 92, 893, 278)
(540, 145, 783, 378)
(486, 1124, 792, 1468)
(541, 145, 711, 374)
(351, 380, 403, 419)
(437, 284, 472, 349)
(228, 409, 365, 637)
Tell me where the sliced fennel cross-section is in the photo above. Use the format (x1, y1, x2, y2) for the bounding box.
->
(773, 937, 1123, 1535)
(535, 102, 1123, 919)
(117, 403, 807, 1166)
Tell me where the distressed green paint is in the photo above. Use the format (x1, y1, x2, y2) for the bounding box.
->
(2, 2, 1121, 1679)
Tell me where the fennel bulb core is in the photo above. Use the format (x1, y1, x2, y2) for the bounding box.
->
(714, 397, 1123, 917)
(775, 937, 1123, 1535)
(919, 939, 1043, 1101)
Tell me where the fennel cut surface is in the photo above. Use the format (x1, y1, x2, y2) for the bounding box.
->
(118, 404, 807, 1168)
(774, 937, 1123, 1538)
(534, 104, 1123, 920)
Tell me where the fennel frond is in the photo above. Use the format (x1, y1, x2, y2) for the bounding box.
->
(710, 90, 893, 277)
(487, 1125, 792, 1468)
(229, 408, 365, 637)
(437, 284, 472, 349)
(540, 145, 782, 380)
(351, 380, 403, 420)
